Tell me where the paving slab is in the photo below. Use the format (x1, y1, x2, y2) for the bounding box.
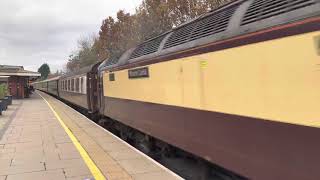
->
(39, 91, 183, 180)
(6, 169, 65, 180)
(0, 91, 182, 180)
(0, 94, 95, 180)
(0, 101, 21, 141)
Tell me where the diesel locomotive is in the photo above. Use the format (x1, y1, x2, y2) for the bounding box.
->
(33, 0, 320, 179)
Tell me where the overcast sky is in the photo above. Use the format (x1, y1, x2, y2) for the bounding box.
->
(0, 0, 141, 72)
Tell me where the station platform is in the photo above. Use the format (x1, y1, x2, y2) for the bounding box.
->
(0, 92, 183, 180)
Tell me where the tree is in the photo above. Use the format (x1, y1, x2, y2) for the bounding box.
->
(96, 0, 232, 61)
(38, 63, 51, 79)
(66, 34, 100, 72)
(98, 11, 139, 61)
(54, 70, 64, 76)
(64, 0, 233, 71)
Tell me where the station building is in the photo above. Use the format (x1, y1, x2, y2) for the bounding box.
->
(0, 65, 40, 98)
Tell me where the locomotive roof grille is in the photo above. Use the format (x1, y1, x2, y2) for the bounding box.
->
(241, 0, 316, 25)
(105, 56, 120, 66)
(100, 0, 320, 71)
(163, 22, 198, 49)
(164, 5, 238, 49)
(129, 35, 167, 59)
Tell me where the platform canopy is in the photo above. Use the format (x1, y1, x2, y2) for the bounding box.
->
(0, 65, 41, 77)
(0, 75, 9, 84)
(0, 65, 41, 98)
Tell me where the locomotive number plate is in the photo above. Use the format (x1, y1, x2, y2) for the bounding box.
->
(128, 67, 149, 79)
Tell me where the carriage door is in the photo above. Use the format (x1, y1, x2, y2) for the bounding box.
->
(97, 72, 103, 115)
(87, 72, 99, 114)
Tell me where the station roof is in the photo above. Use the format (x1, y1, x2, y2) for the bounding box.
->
(0, 76, 9, 82)
(0, 65, 41, 77)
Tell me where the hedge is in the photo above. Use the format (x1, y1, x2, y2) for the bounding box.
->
(0, 84, 8, 99)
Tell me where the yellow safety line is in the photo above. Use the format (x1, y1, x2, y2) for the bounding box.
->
(38, 92, 106, 180)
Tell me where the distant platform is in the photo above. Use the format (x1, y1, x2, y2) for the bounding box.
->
(0, 92, 182, 180)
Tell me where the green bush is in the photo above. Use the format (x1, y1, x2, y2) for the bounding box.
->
(0, 84, 8, 99)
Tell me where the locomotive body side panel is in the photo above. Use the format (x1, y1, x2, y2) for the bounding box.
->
(101, 29, 320, 180)
(104, 31, 320, 127)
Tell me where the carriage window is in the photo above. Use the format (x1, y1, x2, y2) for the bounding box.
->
(71, 79, 75, 91)
(69, 79, 71, 91)
(83, 76, 87, 94)
(76, 78, 80, 92)
(80, 77, 83, 93)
